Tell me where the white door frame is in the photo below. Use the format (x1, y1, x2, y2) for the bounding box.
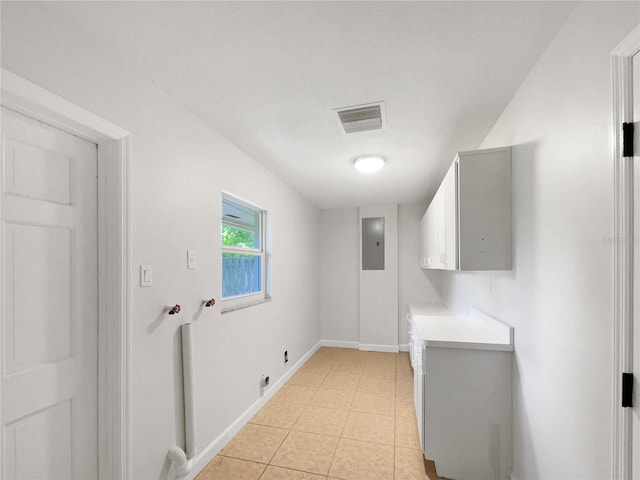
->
(0, 69, 131, 479)
(612, 25, 640, 480)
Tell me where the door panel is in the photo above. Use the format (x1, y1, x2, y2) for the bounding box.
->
(1, 107, 98, 479)
(6, 400, 73, 480)
(4, 139, 73, 205)
(5, 224, 72, 371)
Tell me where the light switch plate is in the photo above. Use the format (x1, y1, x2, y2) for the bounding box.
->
(187, 250, 197, 269)
(140, 265, 152, 287)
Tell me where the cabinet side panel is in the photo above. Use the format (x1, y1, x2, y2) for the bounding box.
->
(444, 162, 458, 270)
(423, 348, 512, 480)
(458, 147, 512, 270)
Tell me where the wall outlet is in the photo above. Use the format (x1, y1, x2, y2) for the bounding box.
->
(284, 350, 288, 364)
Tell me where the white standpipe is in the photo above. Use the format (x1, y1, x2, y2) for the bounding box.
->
(167, 322, 197, 478)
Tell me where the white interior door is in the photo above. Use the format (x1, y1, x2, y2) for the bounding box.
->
(633, 48, 640, 480)
(1, 107, 98, 479)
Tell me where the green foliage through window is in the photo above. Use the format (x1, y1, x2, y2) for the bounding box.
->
(221, 225, 256, 248)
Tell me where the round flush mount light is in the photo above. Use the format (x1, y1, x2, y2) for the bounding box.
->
(353, 155, 385, 173)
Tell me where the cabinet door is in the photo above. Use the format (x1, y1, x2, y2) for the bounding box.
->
(421, 203, 437, 268)
(436, 183, 446, 268)
(426, 203, 438, 267)
(420, 212, 429, 267)
(422, 162, 457, 270)
(417, 347, 425, 452)
(443, 162, 458, 270)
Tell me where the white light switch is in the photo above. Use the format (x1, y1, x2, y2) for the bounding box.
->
(187, 250, 197, 269)
(140, 265, 152, 287)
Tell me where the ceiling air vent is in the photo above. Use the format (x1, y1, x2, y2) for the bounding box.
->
(335, 102, 385, 134)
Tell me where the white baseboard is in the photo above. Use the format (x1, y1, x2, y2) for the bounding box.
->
(183, 341, 321, 480)
(358, 343, 400, 353)
(319, 339, 359, 349)
(321, 340, 406, 353)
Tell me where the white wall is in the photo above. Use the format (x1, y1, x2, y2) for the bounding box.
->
(320, 203, 441, 348)
(398, 202, 442, 346)
(320, 208, 359, 344)
(359, 205, 399, 350)
(439, 3, 640, 479)
(1, 4, 321, 479)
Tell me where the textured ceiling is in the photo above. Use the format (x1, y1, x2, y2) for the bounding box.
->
(41, 1, 575, 208)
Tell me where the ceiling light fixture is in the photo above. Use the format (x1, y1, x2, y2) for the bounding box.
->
(354, 155, 385, 173)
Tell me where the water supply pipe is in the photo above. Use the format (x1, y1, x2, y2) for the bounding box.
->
(167, 322, 197, 478)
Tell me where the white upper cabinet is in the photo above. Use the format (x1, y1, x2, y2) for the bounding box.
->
(421, 146, 512, 271)
(420, 199, 439, 268)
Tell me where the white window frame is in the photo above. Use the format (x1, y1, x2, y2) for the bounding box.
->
(221, 193, 269, 312)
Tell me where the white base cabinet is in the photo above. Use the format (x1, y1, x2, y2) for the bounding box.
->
(423, 346, 512, 480)
(409, 304, 513, 480)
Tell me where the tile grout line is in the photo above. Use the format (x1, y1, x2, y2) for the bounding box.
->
(204, 350, 421, 480)
(302, 350, 352, 478)
(326, 349, 367, 479)
(271, 357, 334, 477)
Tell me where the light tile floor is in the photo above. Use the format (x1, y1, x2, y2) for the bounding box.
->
(196, 348, 438, 480)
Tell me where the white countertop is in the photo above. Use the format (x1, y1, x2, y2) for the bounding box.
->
(409, 303, 514, 352)
(408, 303, 453, 317)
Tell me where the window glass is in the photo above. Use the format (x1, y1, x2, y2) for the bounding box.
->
(221, 196, 266, 304)
(221, 253, 262, 298)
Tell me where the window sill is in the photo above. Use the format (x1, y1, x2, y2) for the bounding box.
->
(221, 296, 272, 314)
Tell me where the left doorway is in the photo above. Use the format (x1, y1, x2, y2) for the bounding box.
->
(1, 106, 98, 479)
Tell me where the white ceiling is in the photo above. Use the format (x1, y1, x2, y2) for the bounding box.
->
(45, 1, 575, 209)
